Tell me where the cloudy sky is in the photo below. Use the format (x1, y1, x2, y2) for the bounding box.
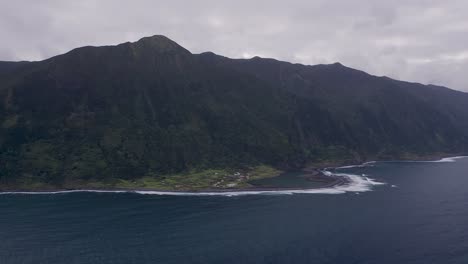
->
(1, 0, 467, 91)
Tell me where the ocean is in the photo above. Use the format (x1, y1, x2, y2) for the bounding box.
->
(1, 157, 467, 264)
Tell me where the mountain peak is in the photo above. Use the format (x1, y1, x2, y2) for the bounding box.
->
(129, 35, 191, 54)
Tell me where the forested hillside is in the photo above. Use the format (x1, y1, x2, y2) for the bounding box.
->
(0, 35, 467, 188)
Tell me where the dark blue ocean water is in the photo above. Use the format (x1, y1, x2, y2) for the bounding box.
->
(1, 157, 468, 264)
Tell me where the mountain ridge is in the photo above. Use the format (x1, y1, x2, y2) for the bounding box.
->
(2, 35, 466, 95)
(0, 35, 467, 189)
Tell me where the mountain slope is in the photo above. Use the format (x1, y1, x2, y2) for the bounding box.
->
(0, 35, 467, 187)
(197, 53, 468, 156)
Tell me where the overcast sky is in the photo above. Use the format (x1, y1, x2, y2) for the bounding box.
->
(1, 0, 467, 91)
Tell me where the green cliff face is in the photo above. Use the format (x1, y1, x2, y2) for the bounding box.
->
(0, 35, 467, 188)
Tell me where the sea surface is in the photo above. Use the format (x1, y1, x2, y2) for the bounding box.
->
(1, 157, 468, 264)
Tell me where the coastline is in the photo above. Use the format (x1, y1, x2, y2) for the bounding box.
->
(0, 170, 347, 194)
(1, 154, 466, 195)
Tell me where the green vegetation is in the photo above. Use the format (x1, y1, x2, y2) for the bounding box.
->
(0, 165, 282, 191)
(0, 35, 467, 190)
(113, 165, 281, 191)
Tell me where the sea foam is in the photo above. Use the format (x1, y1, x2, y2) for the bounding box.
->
(339, 156, 468, 167)
(433, 156, 468, 162)
(0, 172, 385, 197)
(134, 174, 385, 196)
(3, 156, 465, 197)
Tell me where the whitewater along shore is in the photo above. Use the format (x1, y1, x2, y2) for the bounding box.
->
(1, 154, 466, 195)
(0, 168, 349, 194)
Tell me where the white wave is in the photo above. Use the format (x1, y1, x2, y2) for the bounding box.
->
(386, 156, 468, 163)
(336, 163, 374, 169)
(330, 160, 379, 170)
(336, 164, 363, 169)
(3, 156, 465, 197)
(352, 156, 468, 165)
(433, 156, 468, 163)
(0, 172, 385, 197)
(135, 172, 385, 196)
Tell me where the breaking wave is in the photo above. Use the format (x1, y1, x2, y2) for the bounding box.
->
(0, 172, 384, 197)
(2, 156, 465, 197)
(433, 156, 468, 162)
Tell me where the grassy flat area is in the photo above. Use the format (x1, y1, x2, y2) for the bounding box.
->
(0, 165, 281, 191)
(0, 165, 282, 191)
(111, 165, 282, 191)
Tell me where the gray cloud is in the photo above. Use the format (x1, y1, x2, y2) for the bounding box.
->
(1, 0, 468, 91)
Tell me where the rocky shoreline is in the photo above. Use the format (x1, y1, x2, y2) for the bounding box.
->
(2, 154, 466, 194)
(0, 168, 349, 194)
